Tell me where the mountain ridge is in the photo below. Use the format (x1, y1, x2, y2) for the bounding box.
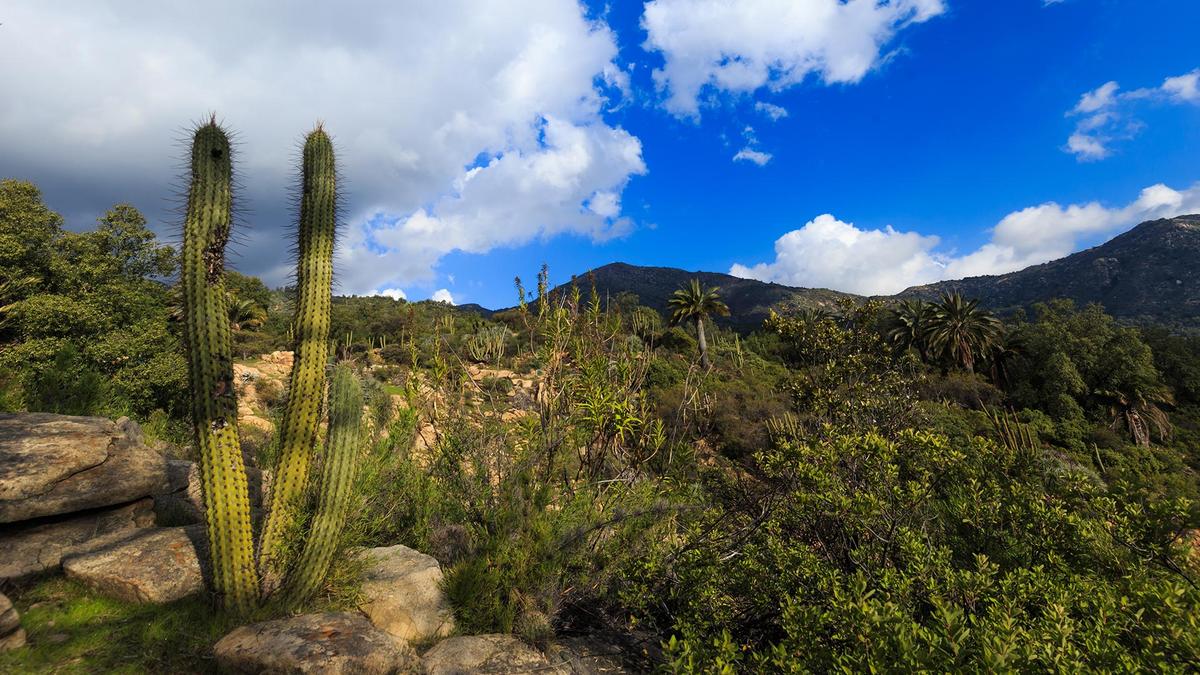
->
(501, 215, 1200, 330)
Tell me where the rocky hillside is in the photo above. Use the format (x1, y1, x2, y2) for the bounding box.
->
(548, 262, 852, 329)
(898, 215, 1200, 329)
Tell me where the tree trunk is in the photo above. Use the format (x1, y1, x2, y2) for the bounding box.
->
(696, 315, 710, 369)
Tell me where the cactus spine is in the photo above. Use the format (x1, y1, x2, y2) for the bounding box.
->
(180, 120, 259, 613)
(181, 120, 361, 612)
(279, 364, 363, 607)
(259, 127, 338, 586)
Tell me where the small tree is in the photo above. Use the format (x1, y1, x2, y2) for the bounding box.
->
(668, 279, 729, 368)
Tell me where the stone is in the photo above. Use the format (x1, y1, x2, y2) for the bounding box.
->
(357, 545, 455, 642)
(0, 497, 155, 581)
(0, 413, 170, 523)
(62, 525, 207, 604)
(214, 612, 419, 674)
(0, 592, 23, 652)
(545, 637, 633, 674)
(152, 460, 266, 526)
(421, 635, 551, 675)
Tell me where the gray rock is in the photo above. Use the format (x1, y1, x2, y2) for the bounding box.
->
(421, 634, 551, 674)
(152, 459, 266, 526)
(214, 612, 419, 674)
(0, 413, 170, 523)
(0, 592, 23, 652)
(545, 637, 633, 674)
(62, 525, 208, 604)
(357, 545, 455, 642)
(0, 498, 155, 581)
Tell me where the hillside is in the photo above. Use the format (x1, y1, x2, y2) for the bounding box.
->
(544, 216, 1200, 330)
(547, 262, 853, 329)
(898, 215, 1200, 329)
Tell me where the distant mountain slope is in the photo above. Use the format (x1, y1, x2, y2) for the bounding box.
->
(547, 262, 852, 329)
(898, 215, 1200, 329)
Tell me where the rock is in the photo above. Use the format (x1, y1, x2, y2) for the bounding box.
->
(62, 525, 207, 604)
(152, 460, 265, 526)
(421, 635, 551, 674)
(0, 413, 170, 523)
(0, 592, 23, 652)
(357, 545, 455, 643)
(0, 497, 155, 581)
(545, 637, 633, 674)
(214, 612, 419, 674)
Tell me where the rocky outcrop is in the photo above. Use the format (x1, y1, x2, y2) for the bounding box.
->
(0, 413, 169, 523)
(62, 525, 207, 604)
(0, 497, 154, 581)
(546, 637, 634, 674)
(357, 545, 455, 643)
(421, 634, 552, 674)
(214, 612, 419, 674)
(0, 592, 24, 651)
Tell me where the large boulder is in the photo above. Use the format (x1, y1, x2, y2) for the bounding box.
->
(214, 612, 419, 674)
(357, 545, 455, 642)
(0, 413, 169, 523)
(62, 525, 207, 604)
(0, 592, 24, 652)
(0, 497, 154, 581)
(421, 635, 551, 674)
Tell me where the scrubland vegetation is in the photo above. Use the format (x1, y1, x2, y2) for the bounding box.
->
(2, 173, 1199, 671)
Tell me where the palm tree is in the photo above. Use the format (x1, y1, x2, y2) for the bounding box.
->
(925, 292, 1002, 373)
(1096, 386, 1173, 447)
(668, 279, 729, 368)
(885, 299, 935, 361)
(228, 296, 267, 331)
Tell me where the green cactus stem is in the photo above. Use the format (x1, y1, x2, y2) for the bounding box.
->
(259, 126, 338, 587)
(278, 364, 364, 607)
(180, 119, 259, 613)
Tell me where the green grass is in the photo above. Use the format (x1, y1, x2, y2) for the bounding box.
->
(0, 578, 236, 674)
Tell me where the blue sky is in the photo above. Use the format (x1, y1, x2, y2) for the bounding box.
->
(441, 0, 1200, 306)
(1, 1, 1198, 307)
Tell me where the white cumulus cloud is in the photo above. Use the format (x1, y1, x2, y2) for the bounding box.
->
(731, 182, 1200, 295)
(642, 0, 946, 117)
(0, 0, 645, 295)
(431, 289, 456, 305)
(373, 288, 407, 301)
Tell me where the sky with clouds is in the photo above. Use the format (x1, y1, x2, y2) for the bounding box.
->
(0, 0, 1197, 305)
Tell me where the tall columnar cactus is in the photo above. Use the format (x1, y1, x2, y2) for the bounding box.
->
(181, 119, 360, 612)
(259, 127, 339, 586)
(180, 120, 259, 613)
(279, 364, 364, 607)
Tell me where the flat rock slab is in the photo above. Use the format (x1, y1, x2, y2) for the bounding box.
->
(0, 497, 155, 581)
(62, 525, 208, 604)
(422, 634, 551, 675)
(357, 545, 455, 642)
(214, 612, 419, 674)
(0, 413, 169, 523)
